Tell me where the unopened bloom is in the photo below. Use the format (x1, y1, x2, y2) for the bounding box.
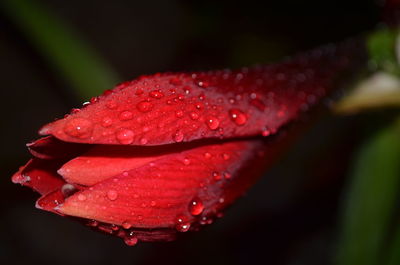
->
(12, 41, 365, 245)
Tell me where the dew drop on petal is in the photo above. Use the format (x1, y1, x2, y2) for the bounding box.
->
(116, 129, 134, 144)
(78, 194, 87, 201)
(195, 102, 203, 110)
(213, 172, 222, 181)
(101, 117, 113, 127)
(135, 88, 144, 95)
(122, 221, 132, 229)
(205, 116, 220, 130)
(64, 118, 93, 139)
(188, 197, 204, 216)
(223, 172, 232, 179)
(261, 127, 271, 137)
(87, 220, 98, 227)
(175, 215, 191, 232)
(124, 232, 138, 246)
(204, 152, 211, 159)
(175, 110, 184, 118)
(229, 109, 247, 126)
(119, 111, 134, 121)
(196, 80, 209, 88)
(140, 137, 148, 145)
(136, 101, 153, 112)
(149, 90, 164, 99)
(183, 158, 190, 165)
(176, 222, 191, 232)
(111, 224, 119, 231)
(222, 153, 230, 160)
(190, 112, 199, 120)
(106, 100, 118, 109)
(173, 130, 184, 142)
(107, 190, 118, 201)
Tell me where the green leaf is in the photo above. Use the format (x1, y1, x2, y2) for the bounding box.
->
(367, 27, 400, 76)
(0, 0, 120, 99)
(336, 118, 400, 265)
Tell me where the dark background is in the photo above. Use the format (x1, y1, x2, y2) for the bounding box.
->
(0, 0, 380, 264)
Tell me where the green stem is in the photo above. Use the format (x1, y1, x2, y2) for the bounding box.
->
(336, 117, 400, 265)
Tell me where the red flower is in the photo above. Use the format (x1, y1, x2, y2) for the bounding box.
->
(12, 41, 365, 245)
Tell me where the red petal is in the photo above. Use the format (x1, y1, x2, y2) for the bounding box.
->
(57, 140, 264, 231)
(58, 145, 172, 186)
(39, 41, 364, 146)
(12, 158, 65, 196)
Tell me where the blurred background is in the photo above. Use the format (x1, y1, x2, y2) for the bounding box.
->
(1, 0, 399, 265)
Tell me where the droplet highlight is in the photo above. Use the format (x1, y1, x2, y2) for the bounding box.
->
(106, 190, 118, 201)
(205, 116, 220, 130)
(116, 129, 134, 144)
(188, 197, 204, 216)
(64, 118, 93, 139)
(229, 109, 247, 126)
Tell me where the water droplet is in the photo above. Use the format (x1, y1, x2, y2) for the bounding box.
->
(119, 111, 134, 121)
(149, 90, 164, 99)
(150, 201, 156, 206)
(229, 109, 247, 126)
(122, 221, 132, 229)
(64, 118, 93, 139)
(222, 153, 230, 160)
(190, 112, 199, 120)
(213, 172, 222, 181)
(205, 116, 220, 130)
(204, 152, 211, 159)
(87, 220, 98, 227)
(195, 102, 203, 110)
(183, 158, 190, 165)
(261, 127, 270, 137)
(124, 232, 138, 246)
(140, 137, 148, 145)
(175, 215, 191, 232)
(175, 110, 184, 118)
(223, 172, 232, 179)
(173, 130, 184, 142)
(136, 101, 153, 112)
(78, 194, 87, 201)
(106, 100, 118, 109)
(110, 224, 119, 231)
(116, 129, 134, 144)
(101, 117, 113, 127)
(188, 197, 204, 216)
(135, 88, 144, 95)
(61, 184, 77, 197)
(107, 190, 118, 201)
(196, 79, 209, 88)
(70, 108, 81, 114)
(176, 222, 191, 232)
(183, 86, 191, 94)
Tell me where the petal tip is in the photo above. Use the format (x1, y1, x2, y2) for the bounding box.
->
(38, 124, 51, 136)
(11, 172, 31, 184)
